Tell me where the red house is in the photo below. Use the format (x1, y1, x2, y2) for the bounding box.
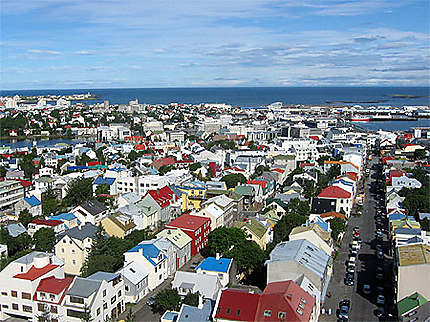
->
(215, 289, 260, 321)
(165, 214, 211, 256)
(255, 280, 315, 322)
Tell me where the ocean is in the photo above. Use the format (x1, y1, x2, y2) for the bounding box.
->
(1, 87, 429, 107)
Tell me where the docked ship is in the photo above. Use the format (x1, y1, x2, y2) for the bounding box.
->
(350, 115, 371, 122)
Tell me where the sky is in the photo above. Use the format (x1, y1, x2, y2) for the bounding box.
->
(1, 0, 429, 89)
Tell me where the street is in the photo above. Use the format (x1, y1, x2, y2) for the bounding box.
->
(321, 157, 393, 321)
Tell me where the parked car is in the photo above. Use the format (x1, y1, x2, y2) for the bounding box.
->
(190, 260, 200, 269)
(345, 272, 354, 286)
(363, 284, 371, 295)
(376, 294, 385, 306)
(375, 306, 385, 318)
(147, 295, 156, 306)
(338, 299, 351, 320)
(377, 250, 384, 260)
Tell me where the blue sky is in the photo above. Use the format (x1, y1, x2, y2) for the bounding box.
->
(1, 0, 429, 89)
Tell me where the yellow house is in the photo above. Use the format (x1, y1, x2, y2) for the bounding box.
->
(101, 214, 136, 239)
(177, 181, 206, 212)
(54, 223, 98, 276)
(234, 218, 269, 250)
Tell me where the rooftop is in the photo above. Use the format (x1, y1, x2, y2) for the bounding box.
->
(398, 244, 430, 266)
(196, 257, 232, 273)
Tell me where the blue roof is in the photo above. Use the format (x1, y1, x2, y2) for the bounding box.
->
(88, 271, 120, 282)
(161, 311, 178, 322)
(389, 212, 406, 221)
(127, 243, 164, 266)
(49, 213, 76, 221)
(196, 257, 232, 273)
(314, 216, 329, 232)
(24, 195, 41, 207)
(94, 176, 116, 185)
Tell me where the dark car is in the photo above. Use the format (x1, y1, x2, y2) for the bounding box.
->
(147, 295, 156, 306)
(375, 306, 385, 318)
(345, 273, 354, 286)
(190, 260, 200, 269)
(338, 299, 351, 320)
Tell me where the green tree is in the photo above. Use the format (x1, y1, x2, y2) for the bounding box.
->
(0, 166, 6, 178)
(158, 164, 176, 175)
(154, 289, 181, 313)
(327, 164, 341, 180)
(65, 178, 93, 207)
(189, 162, 202, 172)
(128, 150, 139, 162)
(302, 180, 316, 199)
(125, 308, 136, 322)
(328, 217, 347, 241)
(20, 154, 36, 179)
(19, 209, 33, 228)
(125, 229, 153, 245)
(33, 228, 56, 252)
(221, 174, 247, 189)
(272, 212, 307, 244)
(413, 149, 426, 161)
(182, 292, 200, 307)
(42, 188, 61, 216)
(227, 239, 264, 273)
(95, 147, 106, 164)
(208, 227, 247, 256)
(95, 184, 110, 196)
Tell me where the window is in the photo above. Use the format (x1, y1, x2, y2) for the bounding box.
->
(70, 296, 84, 304)
(236, 309, 241, 316)
(103, 303, 107, 310)
(103, 290, 106, 297)
(61, 248, 64, 253)
(264, 310, 272, 317)
(125, 285, 129, 292)
(1, 292, 7, 296)
(72, 260, 76, 265)
(72, 249, 75, 254)
(111, 296, 116, 304)
(67, 309, 85, 318)
(118, 290, 122, 297)
(63, 239, 66, 243)
(11, 291, 17, 298)
(301, 298, 307, 304)
(226, 308, 231, 314)
(50, 305, 58, 314)
(38, 303, 46, 311)
(296, 308, 303, 315)
(12, 303, 18, 310)
(278, 312, 286, 319)
(97, 308, 101, 315)
(23, 305, 32, 313)
(22, 292, 31, 300)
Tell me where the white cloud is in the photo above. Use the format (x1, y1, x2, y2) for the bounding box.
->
(28, 49, 61, 55)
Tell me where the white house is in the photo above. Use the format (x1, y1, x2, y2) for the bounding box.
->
(195, 256, 233, 288)
(116, 262, 148, 304)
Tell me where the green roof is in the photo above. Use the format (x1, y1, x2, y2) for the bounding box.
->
(273, 154, 295, 160)
(397, 292, 428, 317)
(234, 218, 266, 239)
(206, 189, 229, 195)
(234, 185, 254, 196)
(266, 198, 289, 210)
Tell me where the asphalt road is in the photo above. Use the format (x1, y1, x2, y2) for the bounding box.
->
(321, 157, 392, 322)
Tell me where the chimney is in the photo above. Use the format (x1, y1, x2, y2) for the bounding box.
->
(216, 253, 220, 260)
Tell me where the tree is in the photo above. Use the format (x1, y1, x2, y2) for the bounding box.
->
(154, 289, 181, 313)
(182, 292, 200, 307)
(33, 228, 56, 252)
(19, 209, 33, 228)
(42, 188, 61, 216)
(272, 212, 307, 244)
(302, 180, 316, 199)
(189, 162, 202, 172)
(37, 304, 52, 322)
(328, 217, 347, 241)
(20, 154, 36, 179)
(95, 147, 106, 164)
(65, 178, 93, 207)
(327, 164, 341, 180)
(221, 174, 247, 189)
(125, 229, 153, 245)
(208, 227, 247, 256)
(125, 308, 136, 322)
(227, 239, 265, 273)
(413, 149, 426, 161)
(128, 150, 139, 162)
(0, 166, 6, 178)
(95, 184, 110, 196)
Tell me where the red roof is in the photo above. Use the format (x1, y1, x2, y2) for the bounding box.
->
(14, 264, 59, 281)
(271, 168, 285, 174)
(255, 280, 315, 322)
(309, 135, 320, 141)
(36, 276, 73, 295)
(147, 186, 175, 209)
(87, 161, 101, 166)
(152, 157, 176, 170)
(166, 214, 210, 232)
(318, 186, 351, 199)
(215, 289, 260, 321)
(320, 211, 346, 220)
(248, 180, 268, 189)
(382, 156, 396, 164)
(31, 219, 63, 227)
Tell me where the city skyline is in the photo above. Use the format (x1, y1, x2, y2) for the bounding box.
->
(1, 0, 429, 89)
